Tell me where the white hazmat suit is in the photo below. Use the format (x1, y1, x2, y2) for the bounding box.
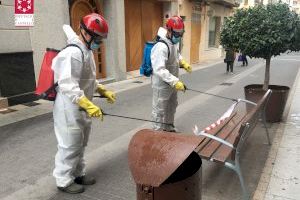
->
(51, 25, 98, 187)
(151, 27, 183, 131)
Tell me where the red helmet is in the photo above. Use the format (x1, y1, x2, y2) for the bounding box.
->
(166, 16, 184, 33)
(80, 13, 108, 38)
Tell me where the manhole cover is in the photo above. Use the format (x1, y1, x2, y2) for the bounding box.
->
(132, 81, 143, 84)
(22, 102, 40, 107)
(220, 82, 233, 86)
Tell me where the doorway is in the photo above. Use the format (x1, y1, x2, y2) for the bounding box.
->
(70, 0, 106, 78)
(125, 0, 163, 72)
(190, 12, 201, 64)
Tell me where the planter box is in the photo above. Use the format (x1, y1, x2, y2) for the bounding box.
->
(244, 84, 290, 123)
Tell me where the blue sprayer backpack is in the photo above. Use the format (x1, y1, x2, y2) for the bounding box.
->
(140, 39, 170, 77)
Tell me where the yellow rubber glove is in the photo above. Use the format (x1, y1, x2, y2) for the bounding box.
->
(179, 59, 192, 73)
(174, 81, 186, 92)
(78, 96, 103, 120)
(97, 84, 116, 104)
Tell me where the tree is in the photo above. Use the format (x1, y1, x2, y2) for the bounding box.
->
(221, 3, 300, 90)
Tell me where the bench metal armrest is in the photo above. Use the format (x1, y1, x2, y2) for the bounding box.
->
(193, 126, 234, 149)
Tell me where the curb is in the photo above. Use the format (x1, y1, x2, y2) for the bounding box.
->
(252, 66, 300, 200)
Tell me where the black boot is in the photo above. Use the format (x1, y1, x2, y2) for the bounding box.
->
(57, 183, 84, 194)
(75, 175, 96, 185)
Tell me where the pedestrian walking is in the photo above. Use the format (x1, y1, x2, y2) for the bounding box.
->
(151, 16, 192, 132)
(51, 13, 116, 194)
(225, 47, 235, 74)
(242, 53, 248, 66)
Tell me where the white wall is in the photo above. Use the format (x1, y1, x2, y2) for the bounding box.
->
(0, 1, 32, 53)
(179, 0, 193, 63)
(103, 0, 127, 81)
(0, 0, 70, 82)
(30, 0, 70, 81)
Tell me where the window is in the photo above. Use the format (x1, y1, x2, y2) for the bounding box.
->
(208, 16, 221, 48)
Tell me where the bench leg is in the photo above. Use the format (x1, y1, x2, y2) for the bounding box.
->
(225, 156, 250, 200)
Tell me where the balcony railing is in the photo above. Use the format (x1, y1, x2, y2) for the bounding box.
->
(206, 0, 240, 7)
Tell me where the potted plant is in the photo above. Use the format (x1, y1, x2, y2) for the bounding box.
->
(220, 3, 300, 122)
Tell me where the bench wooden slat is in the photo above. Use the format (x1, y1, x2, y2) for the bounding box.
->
(210, 91, 270, 163)
(210, 125, 242, 163)
(194, 90, 272, 198)
(211, 115, 260, 163)
(195, 112, 237, 153)
(198, 113, 246, 160)
(197, 118, 239, 159)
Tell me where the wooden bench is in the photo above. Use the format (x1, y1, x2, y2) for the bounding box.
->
(193, 89, 272, 200)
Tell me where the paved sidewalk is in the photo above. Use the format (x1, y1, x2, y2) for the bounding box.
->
(253, 69, 300, 200)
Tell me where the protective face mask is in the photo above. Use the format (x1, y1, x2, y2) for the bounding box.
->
(90, 41, 100, 50)
(171, 36, 181, 44)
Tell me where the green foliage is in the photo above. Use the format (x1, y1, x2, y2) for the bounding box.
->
(221, 3, 300, 59)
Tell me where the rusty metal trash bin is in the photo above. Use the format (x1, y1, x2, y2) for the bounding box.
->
(128, 129, 203, 200)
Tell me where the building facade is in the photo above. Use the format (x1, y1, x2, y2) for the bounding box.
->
(291, 0, 300, 14)
(238, 0, 294, 8)
(0, 0, 70, 104)
(200, 0, 237, 61)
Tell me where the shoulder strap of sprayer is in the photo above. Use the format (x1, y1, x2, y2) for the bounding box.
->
(157, 40, 170, 59)
(53, 44, 85, 89)
(63, 44, 84, 62)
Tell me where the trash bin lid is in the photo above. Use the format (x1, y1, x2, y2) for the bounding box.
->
(128, 129, 203, 187)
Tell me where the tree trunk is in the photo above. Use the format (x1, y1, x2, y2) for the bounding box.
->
(263, 58, 271, 91)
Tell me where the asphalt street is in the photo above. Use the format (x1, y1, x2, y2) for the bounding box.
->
(0, 53, 299, 200)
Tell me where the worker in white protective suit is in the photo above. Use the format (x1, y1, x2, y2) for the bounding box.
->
(151, 16, 192, 132)
(51, 13, 116, 194)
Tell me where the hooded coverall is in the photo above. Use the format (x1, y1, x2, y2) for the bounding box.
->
(51, 25, 98, 187)
(151, 27, 182, 131)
